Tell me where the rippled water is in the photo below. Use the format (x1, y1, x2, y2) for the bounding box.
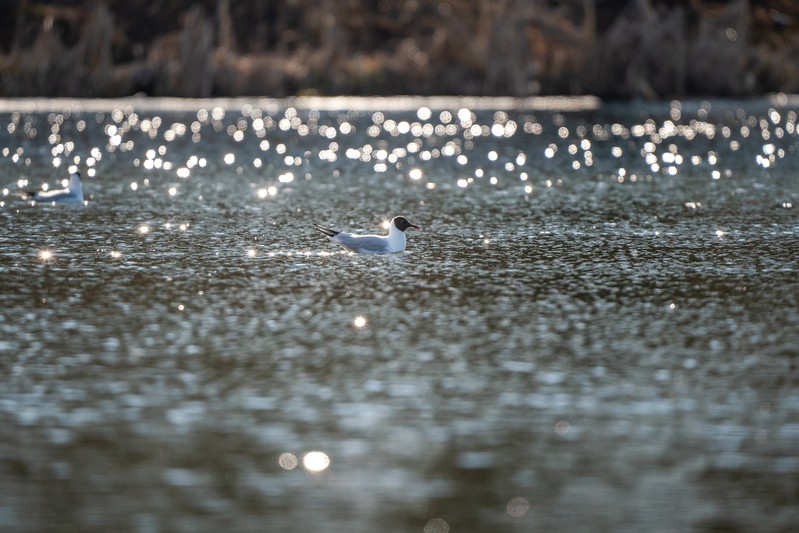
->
(1, 96, 798, 532)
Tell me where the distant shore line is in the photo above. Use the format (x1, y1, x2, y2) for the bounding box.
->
(0, 94, 797, 114)
(0, 95, 600, 113)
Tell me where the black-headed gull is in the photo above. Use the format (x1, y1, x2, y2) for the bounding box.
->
(314, 215, 420, 253)
(24, 171, 84, 204)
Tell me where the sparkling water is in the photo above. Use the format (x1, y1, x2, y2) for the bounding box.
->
(1, 96, 797, 532)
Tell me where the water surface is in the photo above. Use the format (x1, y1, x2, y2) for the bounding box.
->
(1, 96, 798, 532)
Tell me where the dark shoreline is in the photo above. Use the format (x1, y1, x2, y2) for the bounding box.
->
(2, 1, 799, 100)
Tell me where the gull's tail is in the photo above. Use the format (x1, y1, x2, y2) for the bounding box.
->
(12, 190, 36, 199)
(313, 223, 339, 237)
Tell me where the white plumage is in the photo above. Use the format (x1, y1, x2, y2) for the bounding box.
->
(314, 215, 420, 253)
(26, 171, 84, 205)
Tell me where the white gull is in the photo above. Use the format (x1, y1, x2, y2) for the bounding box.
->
(24, 171, 84, 205)
(314, 215, 420, 253)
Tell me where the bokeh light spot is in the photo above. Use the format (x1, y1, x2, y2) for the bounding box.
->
(554, 420, 570, 435)
(424, 518, 450, 533)
(302, 451, 330, 473)
(507, 497, 530, 517)
(278, 453, 298, 470)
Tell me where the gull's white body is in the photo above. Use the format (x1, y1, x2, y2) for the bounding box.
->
(314, 216, 420, 254)
(328, 226, 407, 254)
(29, 172, 84, 204)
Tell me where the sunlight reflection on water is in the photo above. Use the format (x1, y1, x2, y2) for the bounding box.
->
(0, 96, 798, 532)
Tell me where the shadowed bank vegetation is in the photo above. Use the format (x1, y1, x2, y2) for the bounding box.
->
(1, 0, 799, 98)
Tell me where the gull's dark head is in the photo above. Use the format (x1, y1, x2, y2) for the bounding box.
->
(392, 216, 421, 232)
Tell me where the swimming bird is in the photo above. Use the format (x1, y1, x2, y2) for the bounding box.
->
(314, 215, 420, 253)
(23, 171, 84, 204)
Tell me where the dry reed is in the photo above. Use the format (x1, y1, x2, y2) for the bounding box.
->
(0, 0, 797, 98)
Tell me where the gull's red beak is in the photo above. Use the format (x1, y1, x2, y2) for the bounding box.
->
(410, 223, 421, 230)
